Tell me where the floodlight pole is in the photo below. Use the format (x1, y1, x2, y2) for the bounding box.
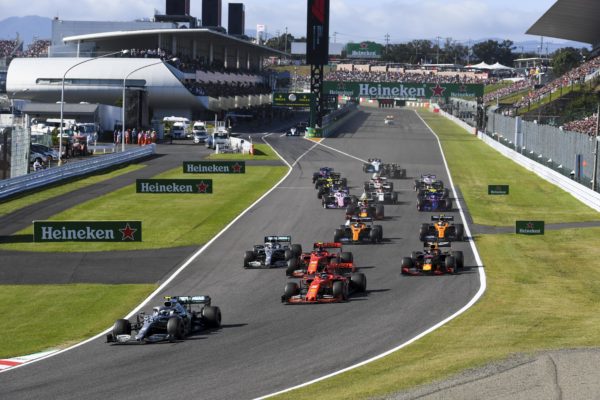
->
(59, 49, 127, 165)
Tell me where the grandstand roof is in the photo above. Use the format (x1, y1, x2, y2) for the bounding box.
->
(63, 28, 285, 57)
(526, 0, 600, 45)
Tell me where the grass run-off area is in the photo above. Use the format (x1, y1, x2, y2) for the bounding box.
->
(0, 165, 287, 252)
(0, 284, 155, 358)
(0, 164, 145, 217)
(270, 109, 600, 400)
(206, 142, 280, 160)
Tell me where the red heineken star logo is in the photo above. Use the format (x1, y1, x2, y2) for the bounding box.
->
(526, 222, 534, 229)
(459, 84, 467, 93)
(430, 84, 446, 97)
(120, 223, 138, 241)
(196, 181, 209, 193)
(232, 163, 243, 173)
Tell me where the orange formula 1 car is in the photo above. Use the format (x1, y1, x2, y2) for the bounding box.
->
(286, 242, 354, 277)
(419, 215, 464, 242)
(334, 217, 383, 244)
(281, 270, 367, 304)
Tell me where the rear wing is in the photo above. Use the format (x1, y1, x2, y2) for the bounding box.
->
(165, 296, 211, 305)
(264, 235, 292, 244)
(432, 215, 454, 222)
(350, 216, 373, 224)
(313, 242, 342, 249)
(423, 240, 450, 248)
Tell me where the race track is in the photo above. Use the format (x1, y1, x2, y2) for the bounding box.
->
(0, 108, 481, 400)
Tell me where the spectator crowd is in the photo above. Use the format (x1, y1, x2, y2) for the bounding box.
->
(562, 114, 598, 136)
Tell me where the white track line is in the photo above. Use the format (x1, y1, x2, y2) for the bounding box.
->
(255, 111, 487, 400)
(302, 137, 368, 164)
(0, 131, 295, 375)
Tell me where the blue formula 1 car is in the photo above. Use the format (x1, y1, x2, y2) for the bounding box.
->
(107, 296, 221, 344)
(417, 189, 452, 211)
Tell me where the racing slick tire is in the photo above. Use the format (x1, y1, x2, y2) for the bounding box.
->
(419, 224, 429, 241)
(411, 251, 419, 260)
(286, 258, 300, 277)
(401, 257, 413, 275)
(444, 198, 453, 211)
(400, 169, 407, 179)
(340, 251, 353, 263)
(284, 249, 293, 261)
(417, 198, 424, 211)
(375, 204, 385, 219)
(317, 188, 325, 199)
(291, 244, 302, 258)
(443, 188, 450, 198)
(455, 224, 465, 241)
(243, 250, 255, 268)
(334, 228, 345, 243)
(341, 178, 347, 187)
(202, 306, 222, 328)
(444, 256, 457, 274)
(350, 273, 367, 292)
(451, 251, 464, 270)
(112, 319, 131, 336)
(371, 225, 383, 243)
(332, 280, 348, 300)
(283, 282, 300, 300)
(167, 317, 185, 341)
(392, 192, 398, 204)
(345, 204, 357, 216)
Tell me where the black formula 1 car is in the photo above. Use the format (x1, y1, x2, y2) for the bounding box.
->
(107, 296, 221, 343)
(416, 188, 452, 211)
(363, 159, 406, 178)
(244, 235, 302, 268)
(334, 217, 383, 244)
(419, 215, 465, 242)
(401, 242, 464, 275)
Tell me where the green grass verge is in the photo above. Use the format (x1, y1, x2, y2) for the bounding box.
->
(206, 143, 280, 160)
(417, 111, 600, 226)
(270, 109, 600, 399)
(0, 164, 145, 217)
(0, 165, 288, 252)
(0, 284, 155, 358)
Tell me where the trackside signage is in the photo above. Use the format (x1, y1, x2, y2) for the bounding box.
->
(183, 161, 246, 174)
(515, 221, 545, 235)
(488, 185, 509, 195)
(136, 179, 213, 194)
(34, 221, 142, 242)
(324, 81, 484, 99)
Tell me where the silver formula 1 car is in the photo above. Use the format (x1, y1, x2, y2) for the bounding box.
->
(107, 296, 221, 344)
(244, 235, 302, 268)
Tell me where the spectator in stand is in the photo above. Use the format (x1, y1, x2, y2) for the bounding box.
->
(562, 114, 598, 136)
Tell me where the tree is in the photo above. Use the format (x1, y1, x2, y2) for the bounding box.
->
(472, 39, 515, 65)
(265, 33, 295, 52)
(551, 47, 583, 76)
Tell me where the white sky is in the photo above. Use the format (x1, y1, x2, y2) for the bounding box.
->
(0, 0, 563, 43)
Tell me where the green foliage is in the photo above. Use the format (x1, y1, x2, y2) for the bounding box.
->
(552, 47, 583, 76)
(472, 39, 515, 65)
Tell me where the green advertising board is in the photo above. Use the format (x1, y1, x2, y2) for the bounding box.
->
(324, 81, 484, 100)
(183, 161, 246, 174)
(488, 185, 509, 195)
(515, 221, 545, 235)
(272, 92, 312, 108)
(346, 42, 383, 59)
(136, 179, 213, 194)
(34, 221, 142, 242)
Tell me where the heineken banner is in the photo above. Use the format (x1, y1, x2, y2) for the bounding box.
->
(273, 92, 312, 108)
(346, 42, 383, 59)
(324, 81, 484, 99)
(183, 161, 246, 174)
(136, 179, 213, 194)
(34, 221, 142, 242)
(488, 185, 509, 195)
(515, 221, 545, 235)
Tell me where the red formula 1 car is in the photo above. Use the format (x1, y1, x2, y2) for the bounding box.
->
(286, 242, 354, 277)
(281, 270, 367, 304)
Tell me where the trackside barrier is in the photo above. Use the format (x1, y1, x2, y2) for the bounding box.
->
(0, 144, 156, 201)
(322, 103, 359, 138)
(433, 106, 600, 212)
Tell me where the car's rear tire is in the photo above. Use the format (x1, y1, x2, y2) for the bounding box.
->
(417, 198, 424, 211)
(401, 257, 413, 269)
(167, 317, 184, 341)
(284, 249, 292, 261)
(202, 306, 222, 328)
(419, 224, 429, 241)
(455, 224, 465, 241)
(350, 273, 367, 292)
(284, 282, 300, 300)
(375, 204, 384, 219)
(340, 251, 353, 263)
(243, 250, 255, 268)
(375, 225, 383, 242)
(112, 319, 131, 336)
(451, 251, 464, 269)
(334, 228, 344, 243)
(444, 198, 453, 211)
(445, 256, 457, 274)
(291, 244, 302, 258)
(286, 258, 300, 276)
(392, 192, 398, 204)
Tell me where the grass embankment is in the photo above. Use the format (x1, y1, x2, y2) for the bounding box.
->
(517, 83, 585, 115)
(0, 284, 155, 358)
(483, 82, 512, 95)
(0, 164, 145, 217)
(207, 143, 280, 161)
(0, 165, 287, 252)
(271, 109, 600, 399)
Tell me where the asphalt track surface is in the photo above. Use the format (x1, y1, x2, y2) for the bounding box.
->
(0, 108, 481, 399)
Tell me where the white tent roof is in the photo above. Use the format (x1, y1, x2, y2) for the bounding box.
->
(468, 61, 493, 69)
(489, 62, 514, 70)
